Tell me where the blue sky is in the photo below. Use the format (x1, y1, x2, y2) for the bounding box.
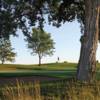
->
(10, 20, 100, 64)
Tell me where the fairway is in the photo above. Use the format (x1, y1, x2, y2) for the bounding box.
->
(0, 63, 76, 79)
(0, 62, 100, 79)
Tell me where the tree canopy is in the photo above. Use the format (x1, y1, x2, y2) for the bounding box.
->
(26, 28, 55, 65)
(0, 0, 85, 38)
(0, 37, 16, 64)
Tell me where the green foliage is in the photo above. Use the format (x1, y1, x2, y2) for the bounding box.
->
(26, 28, 55, 65)
(0, 37, 16, 64)
(0, 0, 85, 38)
(0, 0, 18, 38)
(47, 0, 85, 26)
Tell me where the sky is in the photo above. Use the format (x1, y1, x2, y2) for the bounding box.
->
(10, 20, 100, 64)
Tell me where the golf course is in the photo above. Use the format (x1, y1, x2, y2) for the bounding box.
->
(1, 0, 100, 99)
(0, 63, 100, 100)
(0, 62, 100, 80)
(0, 63, 76, 78)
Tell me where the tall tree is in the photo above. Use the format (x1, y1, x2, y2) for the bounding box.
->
(26, 28, 55, 66)
(0, 37, 16, 64)
(28, 0, 100, 81)
(77, 0, 100, 81)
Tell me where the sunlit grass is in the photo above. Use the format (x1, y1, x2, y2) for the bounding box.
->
(0, 62, 100, 79)
(0, 62, 77, 71)
(0, 63, 77, 78)
(1, 80, 100, 100)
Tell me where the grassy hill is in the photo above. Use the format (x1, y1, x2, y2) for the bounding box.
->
(0, 63, 76, 78)
(0, 62, 77, 71)
(0, 62, 100, 79)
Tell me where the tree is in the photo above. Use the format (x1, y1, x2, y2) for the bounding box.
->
(26, 28, 55, 66)
(77, 0, 100, 81)
(28, 0, 100, 81)
(0, 37, 16, 64)
(0, 1, 18, 39)
(0, 0, 99, 81)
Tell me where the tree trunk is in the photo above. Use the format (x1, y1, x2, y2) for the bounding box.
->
(77, 0, 100, 81)
(38, 54, 41, 66)
(1, 58, 4, 64)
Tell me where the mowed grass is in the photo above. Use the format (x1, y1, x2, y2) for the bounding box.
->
(0, 63, 77, 78)
(0, 62, 100, 79)
(0, 62, 77, 71)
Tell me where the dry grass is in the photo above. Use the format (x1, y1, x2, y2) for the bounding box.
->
(1, 80, 41, 100)
(1, 80, 100, 100)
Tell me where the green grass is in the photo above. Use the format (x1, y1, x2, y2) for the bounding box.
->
(0, 62, 77, 71)
(0, 63, 77, 78)
(0, 63, 100, 99)
(0, 62, 100, 79)
(0, 70, 76, 79)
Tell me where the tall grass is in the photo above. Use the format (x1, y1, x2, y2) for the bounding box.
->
(1, 80, 100, 100)
(1, 80, 41, 100)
